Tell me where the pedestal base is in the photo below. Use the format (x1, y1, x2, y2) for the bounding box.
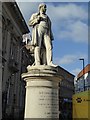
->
(22, 65, 62, 119)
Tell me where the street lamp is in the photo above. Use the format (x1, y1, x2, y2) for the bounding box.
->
(79, 58, 85, 91)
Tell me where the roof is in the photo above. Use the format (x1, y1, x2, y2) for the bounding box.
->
(3, 2, 29, 34)
(58, 66, 75, 77)
(77, 64, 90, 79)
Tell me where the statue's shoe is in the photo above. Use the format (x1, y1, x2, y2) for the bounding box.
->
(48, 63, 58, 67)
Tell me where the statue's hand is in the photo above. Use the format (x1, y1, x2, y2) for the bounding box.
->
(37, 16, 43, 21)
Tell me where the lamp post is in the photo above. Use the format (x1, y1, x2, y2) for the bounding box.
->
(79, 58, 85, 91)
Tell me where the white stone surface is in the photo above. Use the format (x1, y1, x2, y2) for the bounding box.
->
(28, 3, 57, 67)
(22, 65, 62, 119)
(25, 81, 59, 118)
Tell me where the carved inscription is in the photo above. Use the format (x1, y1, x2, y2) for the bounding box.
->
(38, 89, 59, 118)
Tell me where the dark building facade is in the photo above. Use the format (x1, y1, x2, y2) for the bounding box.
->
(58, 66, 75, 120)
(1, 2, 34, 120)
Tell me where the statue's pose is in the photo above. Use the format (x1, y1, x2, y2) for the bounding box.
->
(29, 3, 56, 67)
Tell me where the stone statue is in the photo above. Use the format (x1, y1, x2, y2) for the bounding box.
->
(29, 3, 57, 67)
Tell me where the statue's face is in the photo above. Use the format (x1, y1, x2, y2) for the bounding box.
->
(40, 5, 47, 14)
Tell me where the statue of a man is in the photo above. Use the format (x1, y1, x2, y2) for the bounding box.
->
(29, 3, 56, 67)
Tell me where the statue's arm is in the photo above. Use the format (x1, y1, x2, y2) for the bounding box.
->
(28, 14, 40, 27)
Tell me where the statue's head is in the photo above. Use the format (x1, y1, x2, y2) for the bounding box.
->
(38, 3, 47, 13)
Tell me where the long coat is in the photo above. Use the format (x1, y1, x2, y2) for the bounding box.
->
(28, 12, 54, 46)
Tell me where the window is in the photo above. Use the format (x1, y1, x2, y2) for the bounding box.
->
(2, 22, 7, 54)
(9, 37, 18, 62)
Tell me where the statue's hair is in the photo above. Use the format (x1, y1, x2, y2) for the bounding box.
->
(38, 3, 46, 11)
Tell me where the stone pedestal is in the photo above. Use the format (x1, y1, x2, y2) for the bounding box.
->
(22, 65, 62, 119)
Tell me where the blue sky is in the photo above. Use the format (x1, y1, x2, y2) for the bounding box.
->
(16, 1, 89, 76)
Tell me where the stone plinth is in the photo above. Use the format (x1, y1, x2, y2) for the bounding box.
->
(22, 65, 62, 119)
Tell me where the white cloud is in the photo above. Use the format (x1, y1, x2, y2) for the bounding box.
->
(46, 3, 88, 43)
(48, 3, 87, 21)
(54, 53, 88, 76)
(17, 2, 88, 44)
(59, 21, 88, 43)
(54, 53, 88, 65)
(16, 0, 89, 2)
(71, 68, 81, 75)
(16, 2, 88, 75)
(55, 55, 77, 65)
(17, 2, 88, 23)
(17, 3, 88, 44)
(16, 0, 44, 2)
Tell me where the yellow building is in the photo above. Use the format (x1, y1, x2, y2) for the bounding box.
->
(73, 64, 90, 119)
(73, 90, 90, 119)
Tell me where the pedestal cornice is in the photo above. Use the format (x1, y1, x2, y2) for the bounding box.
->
(22, 65, 63, 82)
